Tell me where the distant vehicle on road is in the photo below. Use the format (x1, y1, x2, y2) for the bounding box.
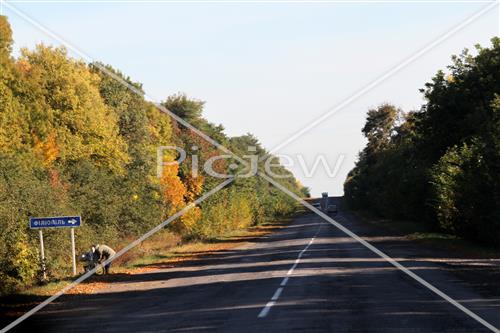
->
(327, 204, 338, 214)
(321, 192, 329, 211)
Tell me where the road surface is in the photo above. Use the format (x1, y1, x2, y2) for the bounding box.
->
(9, 201, 500, 332)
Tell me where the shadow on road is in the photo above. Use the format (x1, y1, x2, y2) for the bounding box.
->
(3, 212, 500, 333)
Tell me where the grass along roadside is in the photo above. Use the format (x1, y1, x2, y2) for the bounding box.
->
(29, 219, 290, 296)
(0, 217, 293, 324)
(349, 209, 500, 259)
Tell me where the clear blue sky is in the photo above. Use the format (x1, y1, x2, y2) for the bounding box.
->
(3, 1, 498, 196)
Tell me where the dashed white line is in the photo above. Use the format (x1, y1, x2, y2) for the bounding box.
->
(257, 222, 322, 318)
(271, 287, 284, 301)
(258, 301, 275, 318)
(280, 277, 289, 287)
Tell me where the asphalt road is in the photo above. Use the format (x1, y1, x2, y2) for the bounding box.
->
(9, 202, 500, 333)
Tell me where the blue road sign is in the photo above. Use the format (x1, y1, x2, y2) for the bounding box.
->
(29, 216, 81, 229)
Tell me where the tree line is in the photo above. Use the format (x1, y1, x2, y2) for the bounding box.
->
(344, 38, 500, 246)
(0, 16, 309, 294)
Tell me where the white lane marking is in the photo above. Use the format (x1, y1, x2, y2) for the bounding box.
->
(258, 222, 322, 318)
(258, 301, 275, 318)
(259, 174, 500, 333)
(286, 262, 298, 275)
(271, 287, 284, 301)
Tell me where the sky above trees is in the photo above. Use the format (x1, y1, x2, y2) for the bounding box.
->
(4, 2, 497, 196)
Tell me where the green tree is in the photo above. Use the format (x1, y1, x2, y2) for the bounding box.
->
(362, 104, 400, 155)
(345, 38, 500, 244)
(18, 45, 130, 174)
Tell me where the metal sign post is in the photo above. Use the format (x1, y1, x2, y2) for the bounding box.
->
(70, 228, 76, 276)
(30, 216, 82, 277)
(38, 229, 47, 280)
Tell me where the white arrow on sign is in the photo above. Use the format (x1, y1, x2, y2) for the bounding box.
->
(68, 219, 77, 225)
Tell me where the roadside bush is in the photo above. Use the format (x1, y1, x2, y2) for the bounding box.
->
(431, 140, 500, 244)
